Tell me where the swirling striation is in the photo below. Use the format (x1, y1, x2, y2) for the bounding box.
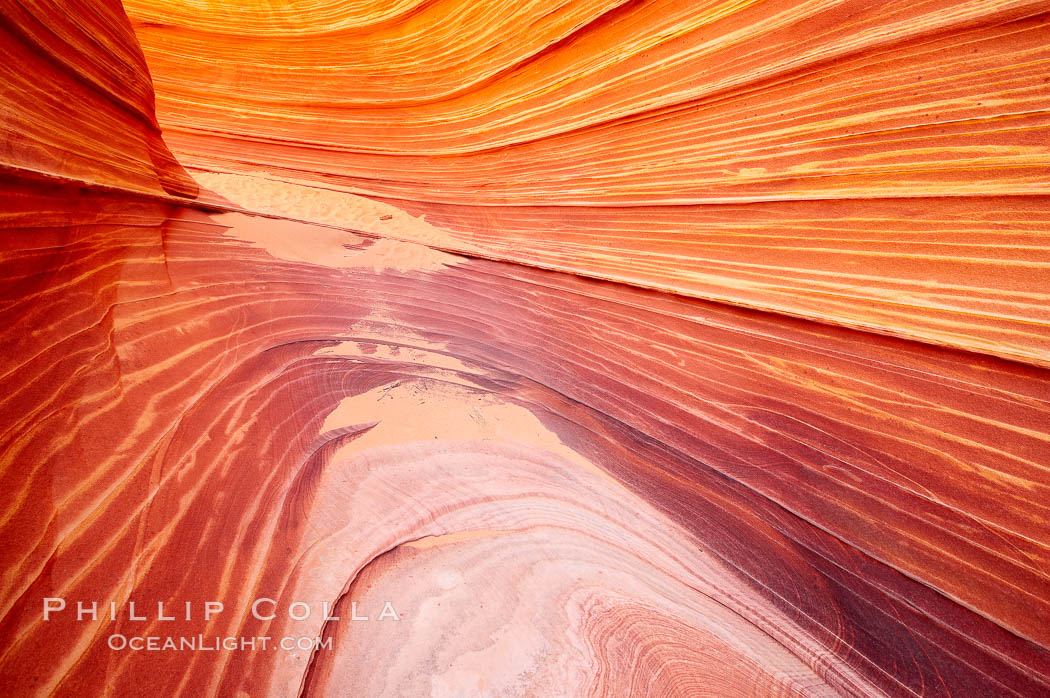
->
(1, 1, 1049, 697)
(123, 0, 1050, 363)
(0, 180, 1048, 695)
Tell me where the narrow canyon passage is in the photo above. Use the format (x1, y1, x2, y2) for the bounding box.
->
(1, 1, 1049, 696)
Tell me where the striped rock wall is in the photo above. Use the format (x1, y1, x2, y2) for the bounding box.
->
(1, 1, 1049, 696)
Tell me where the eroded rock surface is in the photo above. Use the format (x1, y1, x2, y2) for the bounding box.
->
(1, 1, 1049, 697)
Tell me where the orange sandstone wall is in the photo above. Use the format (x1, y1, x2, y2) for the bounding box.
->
(125, 0, 1050, 364)
(1, 1, 1049, 697)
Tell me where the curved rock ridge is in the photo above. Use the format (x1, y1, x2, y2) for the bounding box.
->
(123, 0, 1050, 364)
(1, 181, 1049, 697)
(1, 1, 1050, 697)
(0, 0, 196, 197)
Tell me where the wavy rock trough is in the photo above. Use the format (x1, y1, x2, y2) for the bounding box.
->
(1, 1, 1049, 696)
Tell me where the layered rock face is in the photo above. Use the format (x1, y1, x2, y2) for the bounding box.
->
(125, 0, 1050, 365)
(1, 1, 1049, 697)
(0, 0, 196, 196)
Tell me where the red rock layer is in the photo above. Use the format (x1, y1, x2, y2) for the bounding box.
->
(1, 1, 1050, 697)
(0, 0, 196, 197)
(1, 180, 1049, 696)
(124, 0, 1050, 364)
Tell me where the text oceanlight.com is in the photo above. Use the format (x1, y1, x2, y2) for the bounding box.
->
(107, 634, 332, 652)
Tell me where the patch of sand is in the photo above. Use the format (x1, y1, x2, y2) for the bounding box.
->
(214, 211, 462, 272)
(195, 171, 470, 251)
(320, 379, 623, 488)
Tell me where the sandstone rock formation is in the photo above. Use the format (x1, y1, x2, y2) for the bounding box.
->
(0, 0, 196, 197)
(1, 1, 1049, 697)
(125, 0, 1050, 365)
